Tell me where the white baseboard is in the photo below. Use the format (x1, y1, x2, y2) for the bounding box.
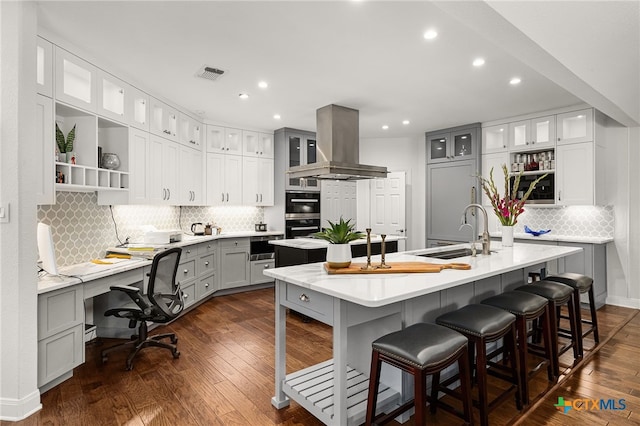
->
(605, 296, 640, 309)
(0, 389, 41, 421)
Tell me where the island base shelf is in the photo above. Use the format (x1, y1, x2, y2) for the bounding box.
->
(282, 359, 399, 426)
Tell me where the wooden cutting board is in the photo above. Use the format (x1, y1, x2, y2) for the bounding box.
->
(323, 262, 471, 274)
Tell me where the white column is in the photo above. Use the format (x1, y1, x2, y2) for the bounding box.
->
(0, 1, 41, 420)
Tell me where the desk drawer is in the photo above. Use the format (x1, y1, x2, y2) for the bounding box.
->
(181, 281, 196, 309)
(219, 237, 250, 249)
(181, 245, 198, 260)
(88, 268, 144, 299)
(251, 259, 275, 285)
(196, 273, 216, 300)
(178, 259, 196, 282)
(284, 283, 333, 325)
(38, 286, 83, 339)
(37, 323, 83, 387)
(197, 241, 217, 256)
(197, 254, 216, 276)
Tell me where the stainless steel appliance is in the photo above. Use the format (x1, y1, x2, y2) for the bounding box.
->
(510, 173, 555, 204)
(285, 191, 321, 239)
(249, 234, 281, 261)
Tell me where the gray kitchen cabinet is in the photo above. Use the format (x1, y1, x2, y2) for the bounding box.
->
(426, 124, 479, 164)
(37, 285, 84, 390)
(275, 128, 319, 191)
(220, 238, 251, 290)
(426, 159, 480, 245)
(558, 242, 607, 308)
(250, 259, 276, 285)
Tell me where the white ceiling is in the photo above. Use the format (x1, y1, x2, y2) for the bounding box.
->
(37, 1, 608, 137)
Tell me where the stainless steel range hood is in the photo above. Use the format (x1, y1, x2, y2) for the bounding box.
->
(287, 104, 388, 181)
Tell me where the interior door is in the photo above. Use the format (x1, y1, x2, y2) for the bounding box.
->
(369, 171, 406, 251)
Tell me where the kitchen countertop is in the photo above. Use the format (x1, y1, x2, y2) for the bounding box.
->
(269, 235, 404, 250)
(490, 232, 613, 244)
(263, 241, 582, 307)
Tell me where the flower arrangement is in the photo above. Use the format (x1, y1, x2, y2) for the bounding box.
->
(478, 164, 548, 226)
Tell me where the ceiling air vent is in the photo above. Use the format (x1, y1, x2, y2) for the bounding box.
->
(196, 66, 225, 82)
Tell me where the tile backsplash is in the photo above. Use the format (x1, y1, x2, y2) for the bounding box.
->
(490, 205, 614, 238)
(37, 192, 264, 266)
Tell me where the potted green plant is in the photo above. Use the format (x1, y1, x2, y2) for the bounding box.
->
(314, 217, 365, 268)
(55, 123, 76, 163)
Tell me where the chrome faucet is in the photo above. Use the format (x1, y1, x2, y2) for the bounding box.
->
(462, 203, 491, 255)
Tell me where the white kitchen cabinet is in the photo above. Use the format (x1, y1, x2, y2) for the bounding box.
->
(148, 135, 179, 204)
(54, 47, 97, 112)
(180, 145, 203, 205)
(96, 70, 127, 123)
(127, 128, 150, 204)
(426, 126, 478, 164)
(509, 115, 555, 150)
(555, 141, 595, 205)
(126, 86, 149, 131)
(219, 238, 251, 290)
(36, 37, 53, 97)
(178, 113, 202, 148)
(206, 125, 225, 152)
(206, 153, 243, 205)
(480, 152, 509, 206)
(482, 124, 508, 154)
(242, 156, 274, 206)
(36, 94, 55, 205)
(150, 97, 178, 141)
(205, 125, 242, 154)
(224, 128, 243, 155)
(242, 131, 274, 158)
(557, 109, 593, 145)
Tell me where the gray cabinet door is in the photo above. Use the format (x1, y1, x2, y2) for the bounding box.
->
(220, 247, 251, 289)
(426, 160, 479, 243)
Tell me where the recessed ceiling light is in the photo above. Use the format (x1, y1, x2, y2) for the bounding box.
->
(402, 120, 410, 125)
(509, 77, 521, 85)
(382, 125, 389, 130)
(473, 58, 485, 67)
(239, 93, 249, 99)
(258, 81, 268, 89)
(273, 114, 281, 120)
(423, 29, 438, 40)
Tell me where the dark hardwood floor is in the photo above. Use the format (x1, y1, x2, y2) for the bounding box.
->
(5, 287, 639, 426)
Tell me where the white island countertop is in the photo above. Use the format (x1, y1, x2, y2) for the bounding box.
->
(269, 235, 404, 249)
(264, 241, 582, 308)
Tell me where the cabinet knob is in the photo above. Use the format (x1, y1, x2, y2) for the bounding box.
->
(187, 250, 191, 254)
(205, 261, 209, 266)
(234, 241, 238, 245)
(183, 269, 189, 274)
(204, 283, 209, 288)
(207, 245, 211, 249)
(299, 293, 310, 302)
(558, 137, 561, 141)
(264, 264, 270, 269)
(183, 293, 189, 299)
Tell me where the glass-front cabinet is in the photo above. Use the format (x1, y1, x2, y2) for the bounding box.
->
(54, 47, 97, 112)
(36, 37, 53, 97)
(426, 126, 477, 164)
(286, 132, 318, 190)
(557, 109, 593, 145)
(482, 124, 508, 154)
(97, 70, 127, 123)
(509, 115, 555, 150)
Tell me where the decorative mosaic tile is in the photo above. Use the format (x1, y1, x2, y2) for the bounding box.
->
(37, 192, 264, 266)
(503, 205, 614, 238)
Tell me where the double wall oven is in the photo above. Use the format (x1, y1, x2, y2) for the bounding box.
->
(285, 191, 321, 239)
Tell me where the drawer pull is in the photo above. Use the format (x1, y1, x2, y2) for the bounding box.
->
(183, 293, 189, 299)
(183, 269, 189, 274)
(299, 294, 310, 303)
(264, 264, 270, 269)
(205, 261, 210, 266)
(204, 283, 209, 288)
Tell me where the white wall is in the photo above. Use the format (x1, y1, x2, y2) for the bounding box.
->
(0, 1, 42, 420)
(358, 135, 425, 250)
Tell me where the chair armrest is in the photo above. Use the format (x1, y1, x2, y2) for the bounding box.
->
(109, 284, 141, 295)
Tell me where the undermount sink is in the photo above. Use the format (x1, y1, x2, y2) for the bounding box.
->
(418, 248, 496, 260)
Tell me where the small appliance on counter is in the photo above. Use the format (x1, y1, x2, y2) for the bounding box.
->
(191, 222, 205, 235)
(141, 225, 183, 244)
(255, 222, 267, 232)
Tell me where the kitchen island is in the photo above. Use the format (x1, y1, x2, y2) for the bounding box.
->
(265, 242, 583, 426)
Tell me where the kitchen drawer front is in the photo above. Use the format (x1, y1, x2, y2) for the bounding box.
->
(197, 241, 217, 256)
(197, 253, 216, 276)
(38, 286, 84, 339)
(195, 273, 216, 300)
(283, 283, 333, 326)
(219, 237, 250, 249)
(37, 323, 84, 387)
(181, 245, 198, 260)
(178, 259, 196, 282)
(181, 280, 197, 309)
(250, 260, 275, 285)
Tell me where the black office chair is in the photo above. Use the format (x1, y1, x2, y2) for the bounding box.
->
(101, 247, 184, 370)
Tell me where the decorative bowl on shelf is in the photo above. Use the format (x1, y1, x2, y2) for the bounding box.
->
(524, 225, 551, 237)
(101, 153, 120, 170)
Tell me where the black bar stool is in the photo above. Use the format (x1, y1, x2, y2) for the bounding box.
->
(365, 323, 473, 426)
(481, 291, 555, 406)
(514, 280, 581, 375)
(545, 273, 599, 354)
(436, 304, 521, 426)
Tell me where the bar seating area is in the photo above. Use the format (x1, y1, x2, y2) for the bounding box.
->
(365, 273, 598, 425)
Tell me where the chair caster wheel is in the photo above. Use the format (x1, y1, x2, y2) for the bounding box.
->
(126, 363, 133, 371)
(102, 356, 108, 364)
(172, 350, 180, 359)
(171, 337, 178, 344)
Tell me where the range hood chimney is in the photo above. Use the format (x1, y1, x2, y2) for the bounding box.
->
(287, 104, 388, 181)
